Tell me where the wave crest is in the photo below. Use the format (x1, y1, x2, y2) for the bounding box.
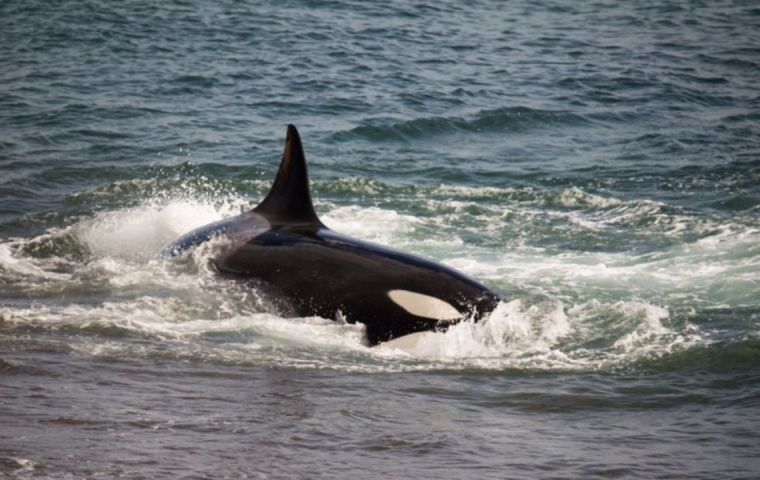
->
(331, 107, 591, 142)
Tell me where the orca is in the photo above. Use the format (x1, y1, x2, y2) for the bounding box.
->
(162, 125, 501, 345)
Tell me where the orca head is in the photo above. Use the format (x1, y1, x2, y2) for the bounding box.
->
(252, 125, 324, 229)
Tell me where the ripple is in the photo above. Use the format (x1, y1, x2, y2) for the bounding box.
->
(331, 107, 592, 142)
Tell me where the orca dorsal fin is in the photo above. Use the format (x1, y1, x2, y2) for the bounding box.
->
(253, 125, 323, 226)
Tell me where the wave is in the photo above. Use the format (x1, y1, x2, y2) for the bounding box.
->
(1, 191, 756, 373)
(636, 336, 760, 374)
(0, 288, 718, 373)
(4, 178, 758, 298)
(329, 107, 592, 142)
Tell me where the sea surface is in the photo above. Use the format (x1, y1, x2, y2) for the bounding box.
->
(2, 0, 759, 478)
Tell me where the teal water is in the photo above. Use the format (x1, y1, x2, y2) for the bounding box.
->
(1, 1, 759, 478)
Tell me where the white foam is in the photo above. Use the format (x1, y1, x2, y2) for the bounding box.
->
(0, 284, 707, 373)
(76, 199, 246, 261)
(9, 458, 36, 474)
(554, 187, 622, 208)
(379, 299, 571, 359)
(0, 240, 71, 281)
(374, 297, 708, 371)
(321, 205, 423, 245)
(433, 184, 533, 199)
(0, 189, 751, 372)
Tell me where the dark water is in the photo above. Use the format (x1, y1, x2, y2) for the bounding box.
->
(2, 0, 760, 478)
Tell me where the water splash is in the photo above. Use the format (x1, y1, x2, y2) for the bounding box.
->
(0, 185, 754, 373)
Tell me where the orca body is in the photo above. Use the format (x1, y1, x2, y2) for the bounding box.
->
(163, 125, 501, 345)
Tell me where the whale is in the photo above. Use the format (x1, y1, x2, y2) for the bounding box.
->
(162, 125, 501, 345)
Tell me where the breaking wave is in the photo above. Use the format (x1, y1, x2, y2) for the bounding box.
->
(2, 181, 755, 373)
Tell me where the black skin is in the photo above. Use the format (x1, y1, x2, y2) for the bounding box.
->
(162, 124, 502, 345)
(216, 223, 500, 345)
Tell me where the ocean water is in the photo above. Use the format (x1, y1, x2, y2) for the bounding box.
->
(1, 0, 759, 478)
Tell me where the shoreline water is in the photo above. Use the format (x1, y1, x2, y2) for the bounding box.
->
(2, 0, 759, 477)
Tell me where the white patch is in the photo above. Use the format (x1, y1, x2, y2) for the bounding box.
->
(380, 331, 436, 350)
(387, 289, 462, 322)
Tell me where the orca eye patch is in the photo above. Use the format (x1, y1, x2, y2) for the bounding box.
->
(387, 289, 462, 322)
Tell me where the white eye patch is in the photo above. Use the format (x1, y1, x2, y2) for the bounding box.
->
(387, 289, 462, 322)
